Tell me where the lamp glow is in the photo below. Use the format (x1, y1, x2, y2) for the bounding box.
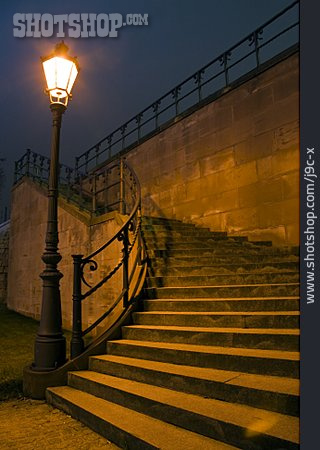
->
(42, 42, 79, 106)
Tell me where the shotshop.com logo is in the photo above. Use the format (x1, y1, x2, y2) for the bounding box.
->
(13, 13, 149, 38)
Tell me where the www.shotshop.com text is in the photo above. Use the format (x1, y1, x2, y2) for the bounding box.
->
(303, 147, 317, 304)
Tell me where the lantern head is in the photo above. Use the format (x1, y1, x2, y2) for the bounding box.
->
(41, 41, 79, 107)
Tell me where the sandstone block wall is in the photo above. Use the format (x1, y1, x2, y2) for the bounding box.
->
(126, 52, 299, 245)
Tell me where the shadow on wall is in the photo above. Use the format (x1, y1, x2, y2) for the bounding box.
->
(142, 193, 173, 281)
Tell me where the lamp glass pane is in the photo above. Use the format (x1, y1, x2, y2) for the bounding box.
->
(67, 64, 78, 94)
(42, 58, 57, 90)
(43, 56, 77, 98)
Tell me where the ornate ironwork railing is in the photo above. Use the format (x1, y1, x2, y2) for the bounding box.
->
(15, 149, 66, 184)
(14, 149, 77, 194)
(70, 159, 146, 358)
(14, 149, 132, 216)
(75, 0, 299, 175)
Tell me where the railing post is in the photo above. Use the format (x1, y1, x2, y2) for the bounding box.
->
(194, 70, 203, 103)
(46, 158, 50, 182)
(75, 157, 79, 179)
(71, 255, 84, 359)
(107, 135, 113, 159)
(79, 175, 83, 208)
(122, 227, 129, 308)
(136, 113, 142, 141)
(172, 87, 180, 116)
(85, 151, 89, 174)
(249, 28, 263, 68)
(14, 161, 19, 183)
(66, 167, 72, 201)
(39, 156, 44, 184)
(121, 125, 127, 151)
(137, 208, 142, 265)
(153, 101, 160, 129)
(92, 173, 97, 214)
(120, 158, 126, 215)
(26, 149, 31, 177)
(95, 145, 100, 166)
(32, 152, 38, 180)
(104, 169, 109, 213)
(220, 52, 231, 88)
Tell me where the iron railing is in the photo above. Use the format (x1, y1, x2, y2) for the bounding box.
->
(70, 159, 146, 358)
(14, 149, 133, 216)
(75, 0, 299, 175)
(14, 149, 75, 186)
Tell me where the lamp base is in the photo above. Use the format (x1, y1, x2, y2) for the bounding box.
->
(33, 334, 66, 371)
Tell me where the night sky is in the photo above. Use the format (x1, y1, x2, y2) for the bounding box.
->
(0, 0, 294, 211)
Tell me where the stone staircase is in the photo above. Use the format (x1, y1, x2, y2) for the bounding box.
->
(46, 217, 300, 449)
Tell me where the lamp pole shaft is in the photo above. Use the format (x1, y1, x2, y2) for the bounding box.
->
(34, 103, 67, 371)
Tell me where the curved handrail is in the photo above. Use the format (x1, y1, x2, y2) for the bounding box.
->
(83, 167, 140, 262)
(70, 157, 147, 358)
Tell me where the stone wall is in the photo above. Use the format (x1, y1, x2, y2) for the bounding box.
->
(0, 221, 9, 302)
(7, 178, 128, 332)
(126, 52, 299, 245)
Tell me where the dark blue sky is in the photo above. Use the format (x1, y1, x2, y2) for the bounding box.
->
(0, 0, 294, 209)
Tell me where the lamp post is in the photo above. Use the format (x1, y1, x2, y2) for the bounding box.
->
(33, 42, 79, 371)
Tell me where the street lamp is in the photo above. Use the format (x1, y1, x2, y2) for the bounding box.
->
(33, 42, 79, 371)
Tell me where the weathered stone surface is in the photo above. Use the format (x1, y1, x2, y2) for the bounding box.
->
(235, 161, 258, 188)
(254, 93, 298, 135)
(126, 53, 299, 245)
(286, 223, 299, 245)
(273, 71, 299, 102)
(200, 147, 235, 176)
(234, 131, 274, 165)
(282, 171, 300, 200)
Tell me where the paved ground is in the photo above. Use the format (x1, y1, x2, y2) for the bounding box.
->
(0, 398, 120, 449)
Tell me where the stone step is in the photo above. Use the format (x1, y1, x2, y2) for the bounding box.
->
(142, 220, 253, 243)
(89, 355, 299, 416)
(144, 240, 250, 249)
(65, 371, 299, 449)
(142, 222, 212, 233)
(132, 311, 299, 329)
(142, 228, 227, 239)
(146, 272, 299, 287)
(145, 283, 300, 299)
(142, 216, 196, 224)
(148, 261, 299, 276)
(148, 247, 299, 258)
(143, 297, 300, 312)
(143, 231, 274, 248)
(46, 386, 231, 450)
(107, 340, 299, 378)
(122, 325, 299, 351)
(142, 217, 209, 228)
(150, 255, 299, 266)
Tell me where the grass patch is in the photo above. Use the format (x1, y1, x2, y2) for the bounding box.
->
(0, 303, 70, 400)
